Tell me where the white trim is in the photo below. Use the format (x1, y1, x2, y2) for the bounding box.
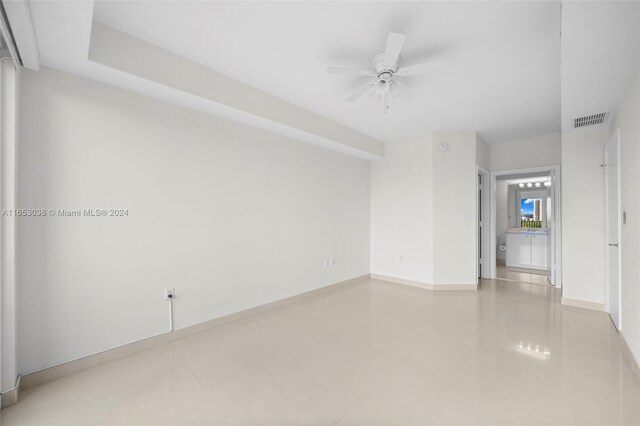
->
(0, 383, 18, 408)
(370, 274, 478, 291)
(476, 165, 491, 280)
(561, 297, 605, 312)
(489, 165, 562, 288)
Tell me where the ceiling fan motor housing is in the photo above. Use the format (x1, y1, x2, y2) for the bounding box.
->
(377, 71, 394, 84)
(372, 52, 398, 80)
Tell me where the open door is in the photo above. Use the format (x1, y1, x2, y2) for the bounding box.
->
(478, 173, 483, 279)
(477, 168, 490, 280)
(605, 130, 621, 330)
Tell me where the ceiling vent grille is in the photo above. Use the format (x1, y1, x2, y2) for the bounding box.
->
(574, 112, 608, 128)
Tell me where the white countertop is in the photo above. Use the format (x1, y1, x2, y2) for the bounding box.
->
(505, 228, 549, 235)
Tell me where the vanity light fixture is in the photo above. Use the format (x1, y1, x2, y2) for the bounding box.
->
(516, 180, 551, 188)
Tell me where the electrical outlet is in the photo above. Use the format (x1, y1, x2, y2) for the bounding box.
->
(164, 287, 175, 301)
(330, 258, 336, 267)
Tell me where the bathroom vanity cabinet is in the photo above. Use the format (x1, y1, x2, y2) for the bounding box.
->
(506, 231, 548, 270)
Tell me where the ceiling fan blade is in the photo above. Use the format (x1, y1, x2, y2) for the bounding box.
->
(383, 32, 406, 66)
(396, 60, 449, 77)
(391, 80, 413, 101)
(326, 67, 374, 76)
(346, 82, 375, 101)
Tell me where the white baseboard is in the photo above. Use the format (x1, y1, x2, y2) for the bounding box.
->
(560, 297, 605, 312)
(370, 274, 478, 291)
(0, 384, 18, 409)
(4, 274, 370, 408)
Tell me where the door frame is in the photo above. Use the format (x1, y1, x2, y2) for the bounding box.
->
(489, 165, 562, 287)
(477, 166, 491, 280)
(604, 128, 622, 329)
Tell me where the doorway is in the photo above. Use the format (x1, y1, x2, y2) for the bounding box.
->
(489, 166, 562, 287)
(605, 129, 621, 330)
(477, 167, 490, 281)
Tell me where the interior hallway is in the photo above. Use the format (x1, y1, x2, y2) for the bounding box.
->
(2, 277, 638, 426)
(496, 264, 551, 286)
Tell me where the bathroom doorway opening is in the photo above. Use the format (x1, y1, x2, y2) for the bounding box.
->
(489, 166, 562, 287)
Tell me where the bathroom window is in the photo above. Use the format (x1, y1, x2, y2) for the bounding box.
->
(521, 198, 543, 228)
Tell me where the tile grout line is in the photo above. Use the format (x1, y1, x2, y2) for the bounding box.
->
(171, 344, 232, 424)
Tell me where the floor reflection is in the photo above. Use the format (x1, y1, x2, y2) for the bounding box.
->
(2, 277, 638, 425)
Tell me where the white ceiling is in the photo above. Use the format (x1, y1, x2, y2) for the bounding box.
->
(23, 0, 384, 159)
(90, 1, 563, 144)
(22, 2, 637, 149)
(561, 1, 640, 133)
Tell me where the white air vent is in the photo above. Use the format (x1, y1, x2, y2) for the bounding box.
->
(574, 112, 608, 128)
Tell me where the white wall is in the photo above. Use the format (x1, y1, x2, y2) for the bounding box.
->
(433, 132, 478, 285)
(370, 135, 434, 284)
(508, 185, 519, 228)
(490, 132, 561, 172)
(371, 132, 478, 286)
(476, 136, 490, 171)
(561, 127, 609, 306)
(495, 182, 508, 235)
(17, 67, 371, 374)
(615, 71, 640, 365)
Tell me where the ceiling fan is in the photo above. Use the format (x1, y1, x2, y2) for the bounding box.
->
(326, 32, 444, 113)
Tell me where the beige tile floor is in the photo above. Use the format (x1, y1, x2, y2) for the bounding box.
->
(3, 278, 639, 425)
(496, 265, 551, 286)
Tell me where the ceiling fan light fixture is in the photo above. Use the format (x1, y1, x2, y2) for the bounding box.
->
(327, 32, 446, 110)
(374, 80, 390, 94)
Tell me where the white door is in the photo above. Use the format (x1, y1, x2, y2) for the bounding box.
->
(478, 173, 483, 278)
(605, 130, 621, 330)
